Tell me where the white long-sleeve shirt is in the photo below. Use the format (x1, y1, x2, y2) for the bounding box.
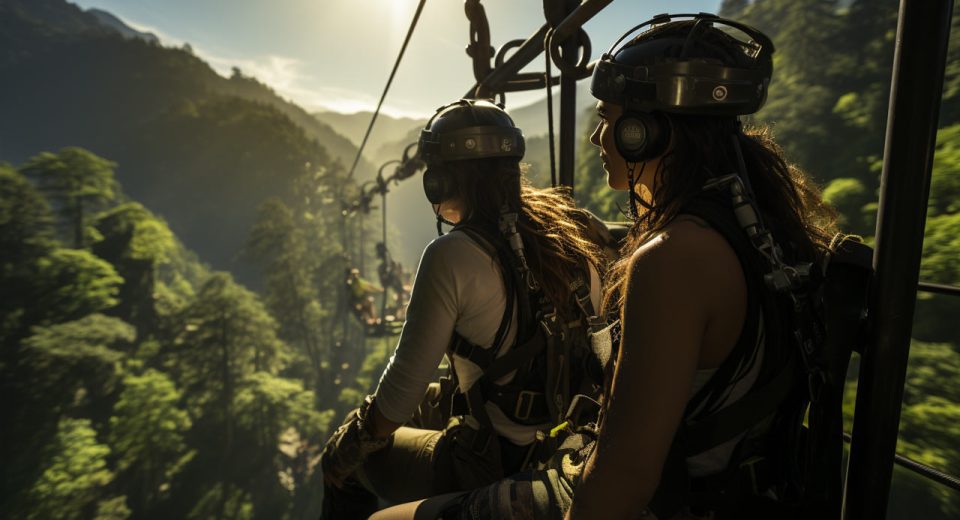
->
(374, 229, 600, 445)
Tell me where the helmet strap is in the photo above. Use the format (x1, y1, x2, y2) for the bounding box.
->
(433, 204, 456, 237)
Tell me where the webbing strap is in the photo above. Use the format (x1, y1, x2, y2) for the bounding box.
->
(684, 357, 798, 456)
(455, 226, 516, 357)
(680, 193, 767, 419)
(449, 333, 497, 369)
(571, 275, 604, 332)
(482, 332, 547, 382)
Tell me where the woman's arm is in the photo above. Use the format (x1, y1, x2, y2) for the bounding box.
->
(369, 237, 462, 433)
(567, 220, 744, 518)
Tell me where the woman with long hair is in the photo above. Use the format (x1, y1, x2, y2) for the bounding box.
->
(566, 15, 838, 518)
(319, 99, 605, 518)
(371, 14, 838, 520)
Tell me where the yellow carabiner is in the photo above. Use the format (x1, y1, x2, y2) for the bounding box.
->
(549, 420, 570, 438)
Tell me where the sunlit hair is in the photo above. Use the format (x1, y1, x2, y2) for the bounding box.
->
(441, 158, 604, 320)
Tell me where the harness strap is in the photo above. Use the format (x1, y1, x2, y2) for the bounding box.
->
(680, 196, 766, 419)
(684, 356, 798, 456)
(456, 226, 517, 355)
(570, 275, 605, 332)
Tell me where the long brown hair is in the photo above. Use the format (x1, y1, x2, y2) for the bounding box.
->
(443, 157, 603, 320)
(601, 117, 838, 315)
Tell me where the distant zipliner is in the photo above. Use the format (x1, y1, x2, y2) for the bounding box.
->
(341, 143, 424, 337)
(375, 241, 410, 322)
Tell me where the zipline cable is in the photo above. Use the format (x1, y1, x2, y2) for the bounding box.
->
(346, 0, 427, 180)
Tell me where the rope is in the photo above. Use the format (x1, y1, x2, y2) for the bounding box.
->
(346, 0, 427, 180)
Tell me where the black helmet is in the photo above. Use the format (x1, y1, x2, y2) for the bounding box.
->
(590, 13, 774, 116)
(417, 99, 525, 204)
(418, 99, 525, 165)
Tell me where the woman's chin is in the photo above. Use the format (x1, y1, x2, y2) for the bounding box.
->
(605, 172, 629, 191)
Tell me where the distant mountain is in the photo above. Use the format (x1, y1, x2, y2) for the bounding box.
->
(507, 81, 596, 137)
(313, 110, 426, 166)
(86, 8, 159, 44)
(0, 0, 376, 282)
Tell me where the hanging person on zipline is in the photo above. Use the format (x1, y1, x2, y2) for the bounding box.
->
(376, 241, 411, 321)
(369, 13, 856, 520)
(319, 99, 609, 519)
(345, 267, 383, 327)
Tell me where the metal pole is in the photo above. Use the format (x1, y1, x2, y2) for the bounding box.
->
(553, 0, 613, 43)
(466, 0, 610, 98)
(842, 1, 953, 518)
(466, 24, 550, 98)
(558, 0, 580, 190)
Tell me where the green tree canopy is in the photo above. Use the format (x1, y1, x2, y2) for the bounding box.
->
(26, 418, 121, 520)
(108, 369, 193, 513)
(33, 248, 123, 324)
(20, 147, 119, 248)
(0, 165, 55, 264)
(93, 202, 176, 264)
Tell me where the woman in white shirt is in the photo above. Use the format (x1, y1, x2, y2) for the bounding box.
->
(319, 99, 605, 518)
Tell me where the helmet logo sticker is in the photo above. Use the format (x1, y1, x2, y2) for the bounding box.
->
(501, 138, 512, 152)
(712, 85, 728, 101)
(464, 138, 477, 150)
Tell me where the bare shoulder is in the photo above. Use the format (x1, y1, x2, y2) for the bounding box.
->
(626, 215, 744, 299)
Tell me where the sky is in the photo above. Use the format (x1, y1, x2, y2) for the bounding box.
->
(71, 0, 721, 118)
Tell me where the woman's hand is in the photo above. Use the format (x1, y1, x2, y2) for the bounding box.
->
(320, 396, 392, 488)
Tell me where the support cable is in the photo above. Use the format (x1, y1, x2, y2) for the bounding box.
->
(346, 0, 427, 180)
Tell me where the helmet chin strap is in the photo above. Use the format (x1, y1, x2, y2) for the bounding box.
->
(433, 203, 457, 236)
(626, 161, 654, 220)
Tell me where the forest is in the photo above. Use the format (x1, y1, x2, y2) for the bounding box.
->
(1, 0, 959, 518)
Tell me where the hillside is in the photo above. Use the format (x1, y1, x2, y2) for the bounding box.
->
(86, 8, 159, 43)
(0, 0, 375, 281)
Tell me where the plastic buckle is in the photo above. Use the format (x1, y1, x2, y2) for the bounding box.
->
(514, 390, 539, 421)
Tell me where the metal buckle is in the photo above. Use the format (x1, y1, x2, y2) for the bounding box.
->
(514, 390, 539, 421)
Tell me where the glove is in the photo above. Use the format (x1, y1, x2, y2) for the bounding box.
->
(320, 395, 391, 487)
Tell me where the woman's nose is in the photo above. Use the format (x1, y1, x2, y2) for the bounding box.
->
(589, 121, 602, 146)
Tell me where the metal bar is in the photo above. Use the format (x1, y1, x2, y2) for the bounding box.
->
(917, 281, 960, 297)
(553, 0, 614, 45)
(556, 0, 581, 191)
(465, 24, 550, 98)
(559, 70, 577, 189)
(842, 1, 954, 518)
(467, 0, 609, 99)
(893, 452, 960, 492)
(842, 433, 960, 492)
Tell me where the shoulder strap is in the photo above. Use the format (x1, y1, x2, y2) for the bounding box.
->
(450, 226, 522, 358)
(679, 193, 768, 421)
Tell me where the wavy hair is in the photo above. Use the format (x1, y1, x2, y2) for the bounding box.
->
(442, 158, 604, 321)
(600, 117, 838, 315)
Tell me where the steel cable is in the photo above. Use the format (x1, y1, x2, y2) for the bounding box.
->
(346, 0, 427, 180)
